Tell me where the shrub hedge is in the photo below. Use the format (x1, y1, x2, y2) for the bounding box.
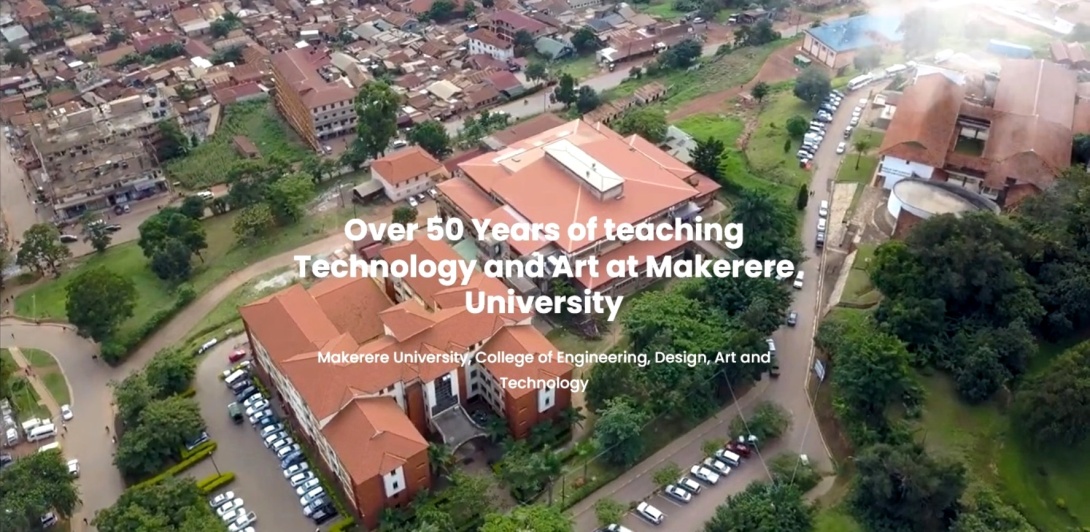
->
(180, 440, 217, 460)
(197, 472, 236, 495)
(329, 518, 356, 532)
(133, 440, 217, 489)
(101, 284, 197, 364)
(180, 388, 197, 398)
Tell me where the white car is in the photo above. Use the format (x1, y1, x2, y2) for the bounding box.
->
(850, 117, 860, 126)
(67, 459, 79, 477)
(216, 498, 245, 519)
(269, 437, 295, 452)
(219, 506, 247, 523)
(836, 142, 846, 154)
(227, 512, 256, 532)
(664, 484, 692, 503)
(60, 405, 73, 421)
(244, 400, 269, 417)
(259, 424, 284, 439)
(283, 462, 311, 478)
(636, 501, 666, 525)
(208, 491, 236, 509)
(407, 197, 419, 208)
(793, 271, 805, 289)
(677, 476, 702, 494)
(289, 471, 316, 488)
(242, 394, 265, 408)
(703, 457, 731, 476)
(299, 486, 326, 506)
(263, 432, 287, 448)
(689, 465, 720, 484)
(295, 478, 322, 496)
(852, 106, 862, 116)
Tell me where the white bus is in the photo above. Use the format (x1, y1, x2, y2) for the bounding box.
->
(847, 74, 873, 91)
(884, 64, 909, 76)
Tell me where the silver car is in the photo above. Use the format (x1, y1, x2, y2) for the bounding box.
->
(299, 486, 325, 506)
(289, 471, 316, 488)
(295, 478, 322, 496)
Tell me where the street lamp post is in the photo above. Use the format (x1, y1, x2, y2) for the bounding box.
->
(210, 453, 221, 475)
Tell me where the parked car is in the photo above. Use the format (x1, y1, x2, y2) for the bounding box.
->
(209, 491, 236, 509)
(67, 459, 80, 477)
(304, 497, 336, 519)
(769, 356, 781, 377)
(415, 193, 427, 203)
(184, 431, 209, 451)
(295, 478, 322, 496)
(219, 506, 247, 523)
(59, 235, 78, 243)
(844, 126, 853, 138)
(283, 461, 311, 478)
(793, 271, 805, 289)
(269, 437, 295, 453)
(113, 204, 131, 215)
(228, 350, 247, 363)
(819, 199, 829, 217)
(104, 223, 122, 232)
(289, 471, 316, 488)
(217, 498, 245, 519)
(850, 116, 860, 126)
(636, 502, 666, 525)
(299, 486, 326, 506)
(249, 409, 275, 425)
(836, 142, 846, 154)
(664, 484, 692, 503)
(703, 457, 731, 476)
(786, 310, 798, 326)
(60, 404, 73, 421)
(281, 450, 305, 469)
(676, 476, 702, 494)
(407, 197, 419, 208)
(234, 386, 257, 401)
(242, 394, 264, 408)
(689, 465, 720, 484)
(227, 512, 257, 532)
(725, 441, 752, 457)
(228, 402, 243, 424)
(276, 444, 302, 459)
(244, 400, 269, 417)
(264, 432, 287, 448)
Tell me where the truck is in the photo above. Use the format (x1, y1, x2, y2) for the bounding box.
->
(987, 39, 1033, 59)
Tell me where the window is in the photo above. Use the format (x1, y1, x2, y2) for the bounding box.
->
(392, 481, 399, 490)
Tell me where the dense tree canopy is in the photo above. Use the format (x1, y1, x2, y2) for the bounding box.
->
(850, 442, 966, 532)
(730, 189, 801, 263)
(793, 68, 830, 105)
(594, 397, 650, 466)
(114, 395, 205, 479)
(704, 482, 813, 532)
(480, 504, 572, 532)
(1014, 341, 1090, 447)
(16, 223, 71, 277)
(94, 477, 224, 532)
(354, 81, 401, 160)
(0, 450, 80, 531)
(615, 107, 668, 144)
(137, 208, 208, 261)
(408, 119, 453, 159)
(66, 267, 137, 342)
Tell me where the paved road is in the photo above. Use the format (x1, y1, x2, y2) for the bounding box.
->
(569, 95, 858, 532)
(0, 133, 47, 251)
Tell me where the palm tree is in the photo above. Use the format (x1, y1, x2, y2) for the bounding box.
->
(427, 442, 454, 476)
(559, 406, 587, 431)
(853, 138, 873, 170)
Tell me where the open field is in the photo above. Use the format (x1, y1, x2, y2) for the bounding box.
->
(675, 114, 744, 144)
(814, 506, 863, 532)
(745, 89, 813, 189)
(836, 154, 878, 216)
(841, 244, 879, 307)
(164, 101, 312, 189)
(641, 0, 684, 20)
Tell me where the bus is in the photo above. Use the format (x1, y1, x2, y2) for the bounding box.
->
(847, 74, 873, 91)
(884, 64, 909, 76)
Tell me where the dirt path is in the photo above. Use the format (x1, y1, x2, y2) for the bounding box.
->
(670, 42, 803, 121)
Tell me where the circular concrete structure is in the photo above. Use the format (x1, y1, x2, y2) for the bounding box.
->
(888, 178, 999, 220)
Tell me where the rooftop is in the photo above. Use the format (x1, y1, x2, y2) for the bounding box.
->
(371, 146, 444, 186)
(32, 94, 173, 155)
(270, 46, 358, 110)
(892, 178, 999, 216)
(807, 14, 903, 53)
(452, 119, 710, 253)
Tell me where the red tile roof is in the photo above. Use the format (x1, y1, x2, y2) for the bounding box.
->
(372, 146, 444, 185)
(270, 46, 357, 109)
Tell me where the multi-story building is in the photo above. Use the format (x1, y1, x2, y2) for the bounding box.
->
(269, 46, 358, 151)
(436, 118, 721, 298)
(801, 14, 903, 70)
(239, 237, 573, 529)
(878, 59, 1084, 207)
(29, 94, 174, 219)
(468, 29, 515, 62)
(371, 146, 449, 202)
(483, 10, 551, 43)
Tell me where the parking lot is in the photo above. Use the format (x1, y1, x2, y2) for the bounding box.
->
(192, 340, 334, 532)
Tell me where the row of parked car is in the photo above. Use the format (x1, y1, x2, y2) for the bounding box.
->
(796, 89, 847, 166)
(208, 489, 257, 532)
(601, 438, 759, 529)
(223, 363, 340, 526)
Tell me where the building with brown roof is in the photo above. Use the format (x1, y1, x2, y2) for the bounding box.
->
(484, 10, 552, 42)
(240, 238, 573, 529)
(269, 46, 358, 151)
(878, 60, 1080, 207)
(15, 0, 50, 28)
(438, 118, 720, 297)
(1050, 40, 1090, 70)
(469, 29, 515, 61)
(371, 146, 449, 201)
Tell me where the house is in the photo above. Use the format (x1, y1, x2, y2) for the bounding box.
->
(468, 29, 515, 61)
(1050, 40, 1090, 70)
(535, 37, 575, 60)
(484, 10, 551, 42)
(438, 118, 721, 298)
(877, 60, 1081, 208)
(14, 0, 50, 28)
(269, 46, 357, 151)
(240, 238, 573, 529)
(802, 15, 903, 69)
(233, 136, 260, 158)
(371, 146, 449, 201)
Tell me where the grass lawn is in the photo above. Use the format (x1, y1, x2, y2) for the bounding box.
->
(605, 39, 789, 110)
(837, 155, 878, 217)
(14, 206, 354, 345)
(21, 347, 55, 368)
(19, 348, 72, 407)
(746, 89, 814, 189)
(553, 54, 600, 81)
(675, 114, 744, 144)
(814, 506, 863, 532)
(0, 348, 12, 369)
(854, 129, 884, 151)
(165, 101, 312, 190)
(9, 377, 48, 419)
(42, 372, 71, 407)
(641, 0, 684, 20)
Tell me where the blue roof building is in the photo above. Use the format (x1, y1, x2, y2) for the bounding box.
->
(802, 15, 903, 69)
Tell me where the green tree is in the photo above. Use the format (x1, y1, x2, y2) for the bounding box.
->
(850, 443, 966, 531)
(852, 138, 872, 169)
(729, 401, 791, 442)
(571, 27, 599, 53)
(651, 461, 682, 488)
(575, 85, 601, 114)
(554, 73, 577, 107)
(584, 360, 641, 413)
(209, 17, 237, 38)
(594, 397, 650, 467)
(66, 267, 137, 342)
(107, 29, 127, 45)
(594, 498, 625, 527)
(1073, 133, 1090, 164)
(690, 137, 725, 180)
(951, 485, 1035, 532)
(704, 481, 814, 532)
(80, 214, 112, 252)
(615, 107, 668, 143)
(355, 81, 401, 160)
(2, 47, 30, 67)
(445, 471, 496, 524)
(427, 442, 455, 475)
(513, 30, 535, 56)
(93, 477, 222, 532)
(729, 189, 799, 262)
(733, 19, 781, 47)
(853, 46, 882, 71)
(767, 453, 821, 492)
(178, 196, 207, 219)
(525, 61, 548, 82)
(113, 372, 156, 427)
(114, 396, 204, 479)
(1014, 341, 1090, 447)
(793, 68, 831, 105)
(408, 120, 453, 159)
(266, 172, 315, 224)
(137, 208, 207, 260)
(16, 223, 71, 277)
(150, 238, 194, 282)
(750, 81, 770, 102)
(392, 206, 419, 226)
(481, 504, 572, 532)
(155, 120, 189, 161)
(0, 450, 80, 531)
(144, 349, 196, 396)
(696, 276, 792, 337)
(796, 184, 808, 210)
(426, 0, 456, 22)
(661, 39, 701, 69)
(0, 248, 9, 291)
(785, 115, 809, 139)
(494, 441, 561, 501)
(233, 203, 275, 241)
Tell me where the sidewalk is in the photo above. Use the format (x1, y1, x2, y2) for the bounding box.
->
(6, 346, 61, 420)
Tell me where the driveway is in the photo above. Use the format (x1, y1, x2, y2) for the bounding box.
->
(192, 341, 320, 532)
(0, 133, 47, 248)
(569, 92, 857, 532)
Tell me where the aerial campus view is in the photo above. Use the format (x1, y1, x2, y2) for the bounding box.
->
(1, 0, 1090, 530)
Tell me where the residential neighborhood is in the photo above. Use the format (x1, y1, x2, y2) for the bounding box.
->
(2, 0, 1090, 530)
